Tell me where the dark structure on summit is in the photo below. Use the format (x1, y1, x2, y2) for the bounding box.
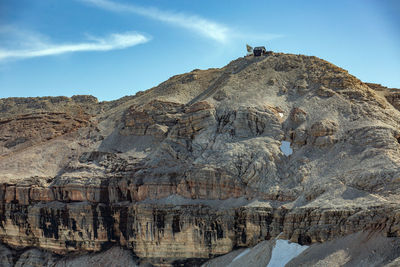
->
(253, 46, 267, 56)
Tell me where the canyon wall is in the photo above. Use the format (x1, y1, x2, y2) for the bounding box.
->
(0, 53, 399, 266)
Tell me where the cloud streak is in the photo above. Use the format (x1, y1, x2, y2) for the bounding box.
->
(0, 29, 150, 61)
(80, 0, 230, 43)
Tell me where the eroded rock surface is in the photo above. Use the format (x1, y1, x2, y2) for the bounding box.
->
(0, 53, 400, 266)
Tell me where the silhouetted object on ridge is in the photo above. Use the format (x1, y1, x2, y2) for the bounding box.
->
(253, 46, 267, 56)
(246, 44, 253, 56)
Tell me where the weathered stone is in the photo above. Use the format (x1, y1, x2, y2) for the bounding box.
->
(316, 85, 335, 97)
(314, 135, 337, 147)
(290, 108, 307, 124)
(0, 112, 91, 156)
(121, 100, 183, 136)
(295, 79, 308, 94)
(291, 128, 308, 145)
(0, 53, 399, 266)
(386, 90, 400, 111)
(309, 119, 338, 137)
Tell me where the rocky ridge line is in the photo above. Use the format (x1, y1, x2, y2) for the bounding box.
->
(0, 53, 399, 266)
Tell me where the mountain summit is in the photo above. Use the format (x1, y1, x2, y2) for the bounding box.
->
(0, 53, 399, 266)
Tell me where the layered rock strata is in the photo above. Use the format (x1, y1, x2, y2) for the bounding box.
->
(0, 53, 399, 265)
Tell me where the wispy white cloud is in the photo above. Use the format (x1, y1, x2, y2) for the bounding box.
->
(80, 0, 230, 43)
(0, 27, 150, 62)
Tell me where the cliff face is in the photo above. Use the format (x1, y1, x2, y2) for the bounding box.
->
(0, 53, 400, 266)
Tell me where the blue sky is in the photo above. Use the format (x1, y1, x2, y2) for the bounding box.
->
(0, 0, 399, 101)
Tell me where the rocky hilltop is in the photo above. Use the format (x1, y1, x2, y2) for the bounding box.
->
(0, 53, 399, 266)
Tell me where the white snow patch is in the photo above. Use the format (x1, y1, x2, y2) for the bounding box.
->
(279, 113, 284, 118)
(267, 239, 308, 267)
(232, 248, 250, 262)
(280, 141, 293, 156)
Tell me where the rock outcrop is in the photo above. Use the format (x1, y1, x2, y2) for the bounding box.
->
(0, 53, 399, 266)
(204, 231, 400, 267)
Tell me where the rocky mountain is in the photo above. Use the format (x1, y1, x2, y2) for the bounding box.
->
(0, 53, 399, 266)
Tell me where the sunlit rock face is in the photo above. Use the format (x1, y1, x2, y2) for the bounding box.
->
(0, 53, 400, 266)
(203, 232, 400, 267)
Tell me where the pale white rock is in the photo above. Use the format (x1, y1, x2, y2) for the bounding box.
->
(267, 239, 308, 267)
(280, 141, 293, 156)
